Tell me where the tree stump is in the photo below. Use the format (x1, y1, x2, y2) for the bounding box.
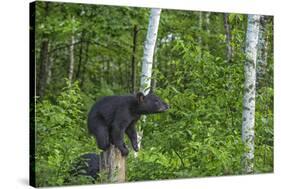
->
(99, 145, 125, 183)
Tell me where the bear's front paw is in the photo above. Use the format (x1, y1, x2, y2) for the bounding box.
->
(133, 144, 139, 152)
(120, 148, 129, 156)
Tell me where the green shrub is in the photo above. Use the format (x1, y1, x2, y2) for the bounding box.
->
(35, 81, 97, 187)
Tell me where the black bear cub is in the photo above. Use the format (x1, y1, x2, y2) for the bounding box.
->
(88, 91, 169, 156)
(70, 153, 100, 180)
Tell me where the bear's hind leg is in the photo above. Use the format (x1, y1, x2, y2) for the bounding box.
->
(92, 120, 110, 151)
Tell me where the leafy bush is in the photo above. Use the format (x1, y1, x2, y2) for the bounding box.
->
(35, 81, 98, 186)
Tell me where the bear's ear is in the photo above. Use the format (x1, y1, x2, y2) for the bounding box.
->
(136, 92, 145, 104)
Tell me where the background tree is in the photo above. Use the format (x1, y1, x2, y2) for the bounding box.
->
(68, 30, 75, 82)
(36, 2, 50, 98)
(223, 13, 232, 63)
(130, 25, 139, 93)
(241, 14, 260, 174)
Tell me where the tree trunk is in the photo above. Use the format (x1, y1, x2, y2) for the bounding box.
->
(242, 14, 260, 174)
(256, 16, 269, 88)
(140, 8, 161, 94)
(80, 41, 89, 89)
(204, 12, 210, 50)
(106, 60, 110, 84)
(137, 8, 161, 157)
(46, 55, 53, 85)
(37, 36, 49, 97)
(68, 34, 75, 82)
(205, 12, 210, 34)
(223, 13, 232, 63)
(131, 25, 138, 93)
(100, 145, 126, 183)
(119, 61, 124, 86)
(198, 11, 202, 61)
(37, 2, 50, 98)
(76, 31, 85, 80)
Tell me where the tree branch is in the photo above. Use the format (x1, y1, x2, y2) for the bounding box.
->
(173, 149, 185, 168)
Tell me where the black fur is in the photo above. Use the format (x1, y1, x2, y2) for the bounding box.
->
(88, 91, 169, 156)
(70, 153, 100, 179)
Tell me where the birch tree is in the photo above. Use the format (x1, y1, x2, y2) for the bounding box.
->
(140, 8, 162, 93)
(138, 8, 161, 155)
(68, 35, 75, 82)
(68, 16, 76, 83)
(242, 14, 260, 174)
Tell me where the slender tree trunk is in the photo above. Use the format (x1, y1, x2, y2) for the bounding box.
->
(224, 13, 233, 63)
(131, 25, 138, 93)
(205, 12, 210, 34)
(242, 14, 260, 174)
(126, 60, 130, 93)
(106, 60, 110, 84)
(198, 11, 202, 61)
(204, 12, 210, 50)
(137, 8, 161, 157)
(80, 41, 89, 88)
(46, 42, 57, 85)
(256, 16, 269, 88)
(46, 55, 53, 85)
(68, 34, 75, 82)
(119, 61, 123, 86)
(76, 31, 85, 80)
(37, 36, 49, 97)
(140, 8, 161, 93)
(37, 2, 50, 98)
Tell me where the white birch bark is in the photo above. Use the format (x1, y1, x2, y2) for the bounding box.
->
(242, 14, 260, 174)
(68, 16, 75, 83)
(68, 34, 75, 82)
(137, 8, 161, 157)
(140, 8, 161, 94)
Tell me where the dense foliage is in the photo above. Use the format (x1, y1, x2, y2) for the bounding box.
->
(33, 1, 273, 187)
